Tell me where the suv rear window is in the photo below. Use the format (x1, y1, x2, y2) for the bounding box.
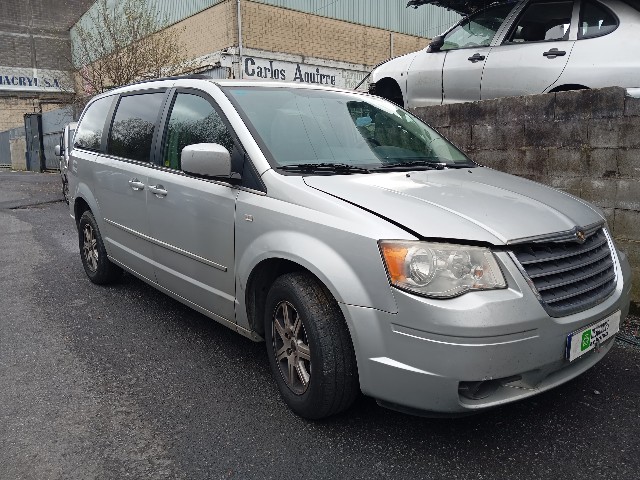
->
(108, 92, 165, 163)
(74, 96, 113, 151)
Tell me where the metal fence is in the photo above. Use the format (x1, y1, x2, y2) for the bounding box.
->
(42, 106, 74, 170)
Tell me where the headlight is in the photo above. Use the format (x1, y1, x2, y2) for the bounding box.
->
(379, 241, 506, 298)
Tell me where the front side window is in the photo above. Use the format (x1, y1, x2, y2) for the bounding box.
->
(507, 1, 574, 43)
(223, 87, 473, 172)
(108, 92, 165, 163)
(441, 4, 517, 51)
(74, 96, 113, 151)
(163, 93, 234, 170)
(579, 1, 618, 39)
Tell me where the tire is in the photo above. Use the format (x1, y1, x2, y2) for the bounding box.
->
(78, 210, 121, 285)
(61, 174, 69, 205)
(264, 272, 359, 419)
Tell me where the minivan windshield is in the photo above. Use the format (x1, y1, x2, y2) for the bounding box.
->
(222, 87, 475, 172)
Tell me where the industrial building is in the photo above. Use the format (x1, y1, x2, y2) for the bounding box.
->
(1, 0, 461, 169)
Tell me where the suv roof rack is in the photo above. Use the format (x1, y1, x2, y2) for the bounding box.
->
(126, 73, 211, 87)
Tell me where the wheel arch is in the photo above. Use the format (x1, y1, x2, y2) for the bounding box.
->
(373, 77, 405, 108)
(245, 258, 321, 338)
(238, 232, 396, 338)
(72, 183, 101, 229)
(549, 84, 590, 93)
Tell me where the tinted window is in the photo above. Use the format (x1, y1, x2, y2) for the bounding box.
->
(74, 96, 113, 151)
(108, 92, 165, 162)
(580, 1, 618, 38)
(163, 93, 234, 170)
(442, 4, 516, 51)
(507, 1, 574, 43)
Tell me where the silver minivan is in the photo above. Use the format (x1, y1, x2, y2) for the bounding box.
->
(370, 0, 640, 106)
(68, 78, 632, 419)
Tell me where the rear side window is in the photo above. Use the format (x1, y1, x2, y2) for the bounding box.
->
(74, 96, 113, 151)
(108, 92, 165, 163)
(507, 1, 574, 43)
(163, 93, 234, 170)
(579, 1, 618, 39)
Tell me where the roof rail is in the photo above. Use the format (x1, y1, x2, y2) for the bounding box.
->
(125, 73, 211, 87)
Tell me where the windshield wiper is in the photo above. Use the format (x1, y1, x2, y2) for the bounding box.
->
(277, 163, 371, 174)
(370, 160, 449, 171)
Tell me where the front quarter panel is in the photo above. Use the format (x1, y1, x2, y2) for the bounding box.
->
(234, 173, 417, 332)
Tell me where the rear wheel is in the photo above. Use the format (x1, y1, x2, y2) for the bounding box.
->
(78, 211, 121, 285)
(376, 79, 404, 108)
(264, 272, 359, 419)
(61, 174, 69, 204)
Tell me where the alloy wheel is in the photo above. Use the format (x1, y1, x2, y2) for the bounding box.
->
(272, 301, 312, 395)
(82, 224, 98, 272)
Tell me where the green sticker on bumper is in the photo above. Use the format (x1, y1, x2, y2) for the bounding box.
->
(581, 330, 592, 351)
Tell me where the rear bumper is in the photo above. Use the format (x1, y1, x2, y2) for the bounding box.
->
(343, 250, 632, 414)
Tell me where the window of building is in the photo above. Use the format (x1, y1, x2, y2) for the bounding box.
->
(579, 1, 618, 39)
(507, 1, 574, 43)
(74, 96, 113, 151)
(163, 93, 234, 170)
(108, 92, 165, 163)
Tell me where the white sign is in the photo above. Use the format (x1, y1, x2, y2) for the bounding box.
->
(0, 67, 72, 92)
(229, 56, 368, 91)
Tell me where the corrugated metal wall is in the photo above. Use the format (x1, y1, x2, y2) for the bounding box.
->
(72, 0, 460, 44)
(253, 0, 461, 38)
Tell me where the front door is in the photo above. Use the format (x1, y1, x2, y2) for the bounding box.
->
(439, 3, 518, 104)
(147, 91, 238, 322)
(481, 1, 576, 99)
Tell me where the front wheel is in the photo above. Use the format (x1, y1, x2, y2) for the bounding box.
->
(78, 211, 121, 285)
(264, 272, 359, 419)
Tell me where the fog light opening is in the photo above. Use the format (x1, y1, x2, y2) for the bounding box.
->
(459, 375, 522, 401)
(459, 380, 501, 400)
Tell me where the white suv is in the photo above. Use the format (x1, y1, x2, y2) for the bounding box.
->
(371, 0, 640, 106)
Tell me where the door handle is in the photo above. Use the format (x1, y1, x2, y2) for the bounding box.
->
(543, 48, 567, 58)
(148, 184, 168, 198)
(468, 53, 486, 63)
(128, 179, 145, 191)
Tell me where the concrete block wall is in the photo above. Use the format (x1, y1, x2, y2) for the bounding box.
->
(411, 87, 640, 310)
(240, 0, 428, 68)
(163, 0, 429, 69)
(9, 136, 27, 170)
(163, 0, 237, 63)
(0, 97, 71, 133)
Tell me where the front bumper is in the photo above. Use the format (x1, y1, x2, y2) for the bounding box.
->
(343, 250, 632, 414)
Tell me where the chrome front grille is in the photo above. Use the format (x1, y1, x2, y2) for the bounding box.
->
(510, 228, 616, 317)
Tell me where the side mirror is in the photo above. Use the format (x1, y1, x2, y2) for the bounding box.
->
(181, 143, 232, 178)
(427, 35, 444, 53)
(54, 145, 61, 157)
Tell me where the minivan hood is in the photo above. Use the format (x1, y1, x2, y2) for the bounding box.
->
(304, 168, 603, 245)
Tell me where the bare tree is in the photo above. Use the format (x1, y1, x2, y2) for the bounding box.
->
(72, 0, 194, 96)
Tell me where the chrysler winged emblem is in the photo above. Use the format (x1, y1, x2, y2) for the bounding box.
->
(575, 228, 586, 244)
